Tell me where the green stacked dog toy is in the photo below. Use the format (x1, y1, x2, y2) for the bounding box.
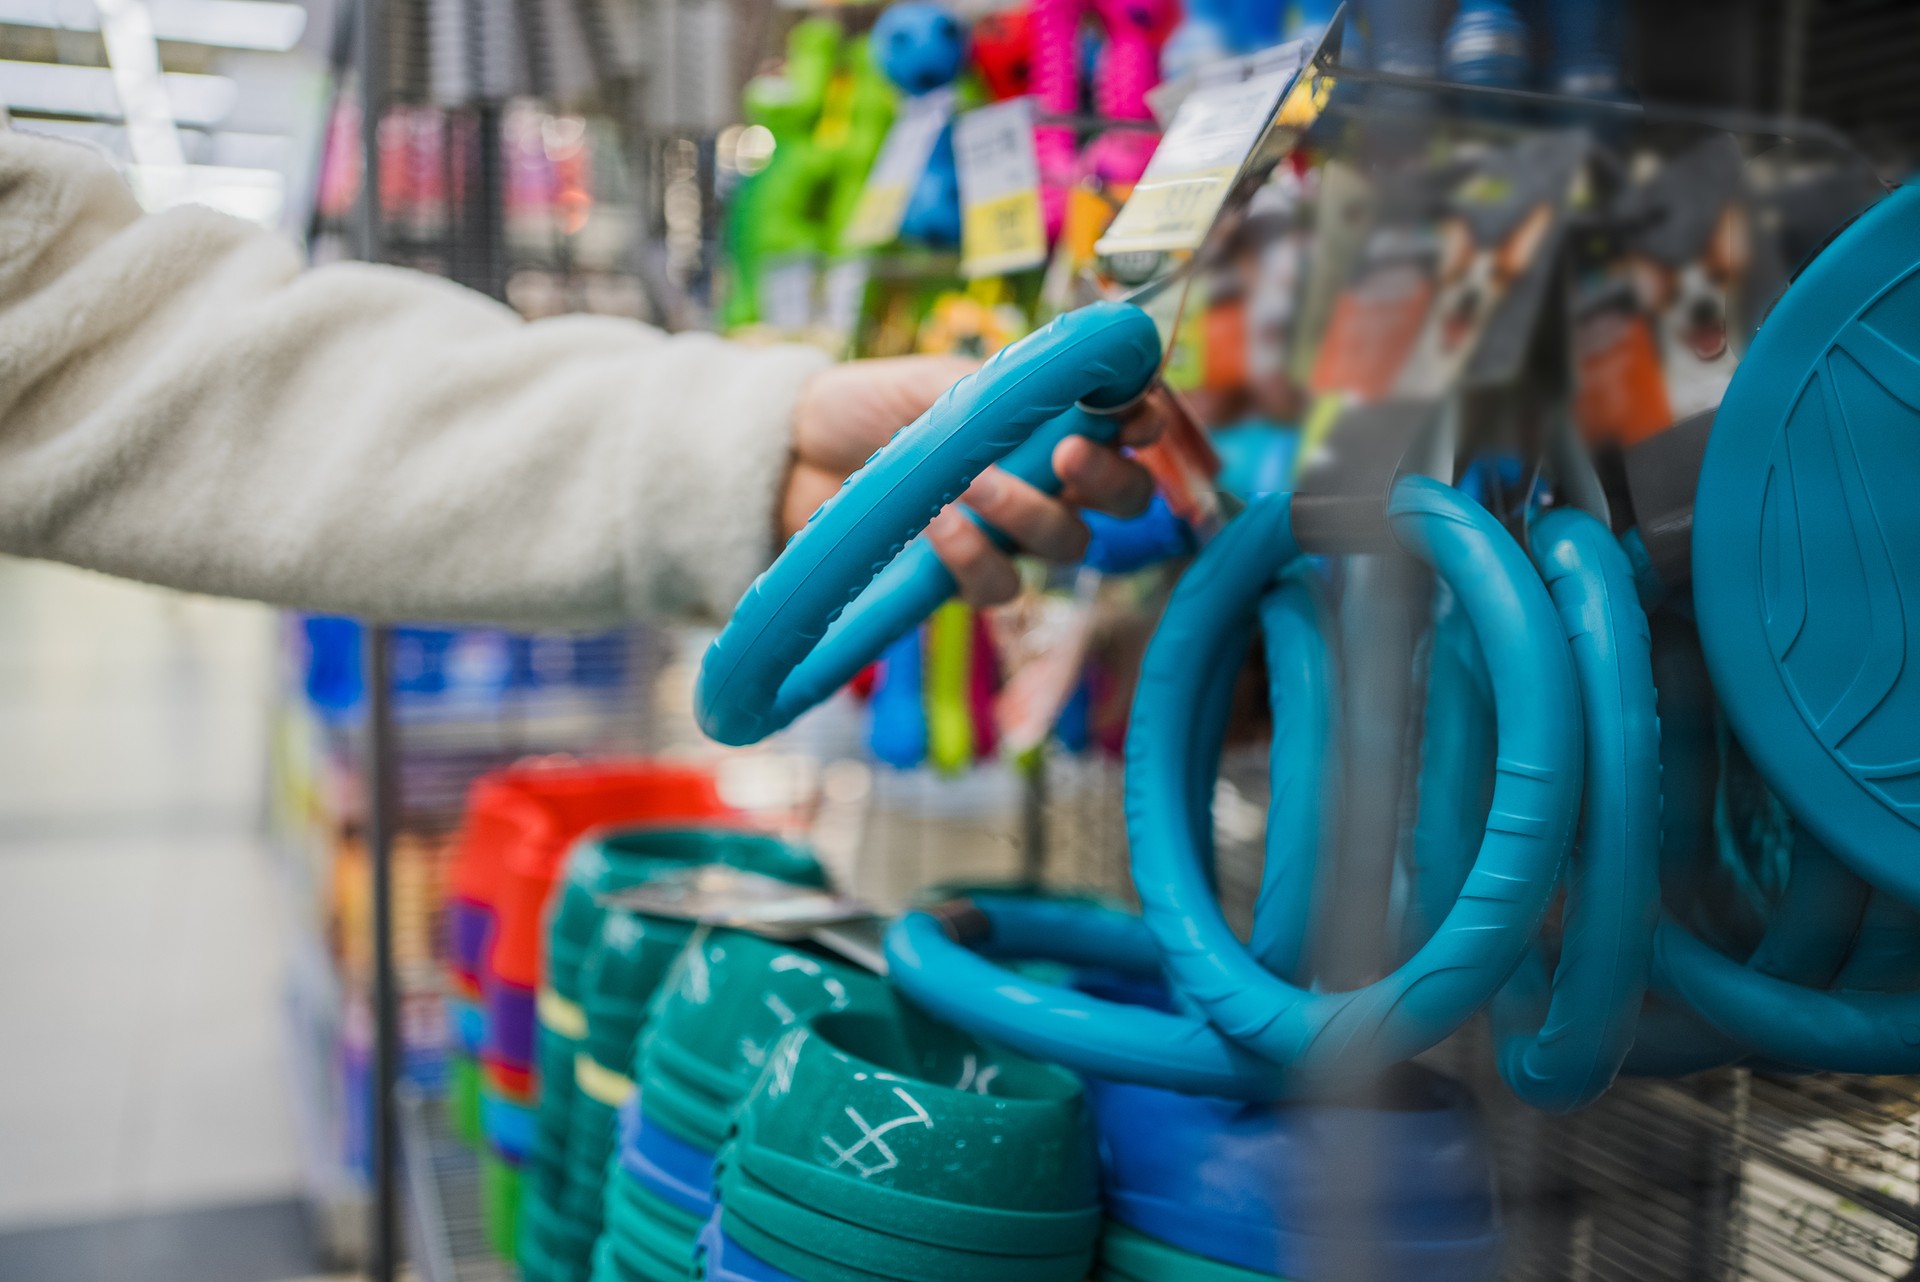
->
(520, 830, 825, 1282)
(706, 1006, 1104, 1282)
(592, 929, 892, 1282)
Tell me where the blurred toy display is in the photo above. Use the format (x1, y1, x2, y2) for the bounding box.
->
(291, 2, 1920, 1281)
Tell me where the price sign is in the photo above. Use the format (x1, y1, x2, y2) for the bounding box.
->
(845, 87, 955, 249)
(1096, 65, 1300, 257)
(954, 97, 1046, 277)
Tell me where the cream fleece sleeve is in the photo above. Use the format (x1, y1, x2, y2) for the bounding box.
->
(0, 130, 832, 626)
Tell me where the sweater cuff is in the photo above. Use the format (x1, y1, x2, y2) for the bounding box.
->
(622, 336, 833, 624)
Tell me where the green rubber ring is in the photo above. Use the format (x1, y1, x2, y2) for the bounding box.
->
(730, 1123, 1101, 1255)
(603, 1178, 703, 1278)
(718, 1165, 1095, 1282)
(634, 1069, 733, 1154)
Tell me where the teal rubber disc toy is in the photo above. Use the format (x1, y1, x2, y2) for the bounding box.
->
(1692, 182, 1920, 907)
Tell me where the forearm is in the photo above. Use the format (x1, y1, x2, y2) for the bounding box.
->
(0, 131, 828, 626)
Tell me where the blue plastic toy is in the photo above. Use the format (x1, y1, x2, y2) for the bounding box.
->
(872, 2, 967, 247)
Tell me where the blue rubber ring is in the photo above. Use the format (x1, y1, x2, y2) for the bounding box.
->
(696, 302, 1162, 746)
(883, 897, 1297, 1099)
(1486, 508, 1662, 1112)
(1127, 479, 1582, 1085)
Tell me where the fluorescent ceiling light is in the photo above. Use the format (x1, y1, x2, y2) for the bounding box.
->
(95, 0, 185, 170)
(0, 59, 236, 127)
(0, 0, 307, 51)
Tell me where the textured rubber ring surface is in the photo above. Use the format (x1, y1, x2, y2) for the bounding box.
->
(1487, 509, 1661, 1111)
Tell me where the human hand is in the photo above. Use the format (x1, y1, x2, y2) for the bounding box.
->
(783, 355, 1170, 606)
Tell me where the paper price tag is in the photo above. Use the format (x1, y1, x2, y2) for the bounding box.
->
(845, 87, 955, 249)
(954, 97, 1046, 277)
(1097, 66, 1298, 257)
(758, 254, 817, 333)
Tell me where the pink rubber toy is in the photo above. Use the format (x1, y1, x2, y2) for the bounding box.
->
(1030, 0, 1083, 239)
(1085, 0, 1178, 188)
(1029, 0, 1176, 240)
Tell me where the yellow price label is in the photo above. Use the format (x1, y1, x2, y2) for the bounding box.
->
(1097, 64, 1299, 257)
(962, 190, 1045, 277)
(1097, 166, 1239, 256)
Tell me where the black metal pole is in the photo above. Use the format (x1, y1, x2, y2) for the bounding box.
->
(353, 0, 399, 1274)
(365, 624, 401, 1282)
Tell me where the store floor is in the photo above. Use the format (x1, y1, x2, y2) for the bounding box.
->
(0, 557, 333, 1281)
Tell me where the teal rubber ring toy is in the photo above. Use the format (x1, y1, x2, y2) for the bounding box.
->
(1648, 824, 1920, 1073)
(882, 572, 1335, 1097)
(1127, 480, 1582, 1085)
(1624, 834, 1869, 1077)
(884, 896, 1295, 1099)
(1833, 891, 1920, 991)
(1404, 583, 1495, 959)
(729, 1135, 1103, 1256)
(696, 302, 1162, 746)
(716, 1166, 1095, 1282)
(1249, 571, 1341, 984)
(1486, 508, 1661, 1112)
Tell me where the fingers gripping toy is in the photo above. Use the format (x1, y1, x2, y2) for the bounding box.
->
(872, 1, 968, 248)
(696, 301, 1161, 747)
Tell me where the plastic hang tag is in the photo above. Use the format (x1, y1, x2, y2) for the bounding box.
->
(1096, 67, 1300, 258)
(954, 97, 1047, 278)
(845, 86, 956, 249)
(605, 865, 879, 939)
(1146, 34, 1313, 123)
(821, 258, 871, 351)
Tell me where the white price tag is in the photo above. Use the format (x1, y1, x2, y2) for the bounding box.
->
(845, 87, 956, 249)
(953, 97, 1046, 277)
(822, 258, 871, 346)
(1097, 66, 1299, 257)
(758, 255, 816, 333)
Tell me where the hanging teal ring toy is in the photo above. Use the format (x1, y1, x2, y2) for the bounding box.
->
(884, 896, 1295, 1099)
(1625, 835, 1869, 1077)
(696, 302, 1162, 746)
(1128, 480, 1582, 1086)
(1249, 571, 1341, 985)
(1484, 508, 1662, 1112)
(885, 577, 1339, 1099)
